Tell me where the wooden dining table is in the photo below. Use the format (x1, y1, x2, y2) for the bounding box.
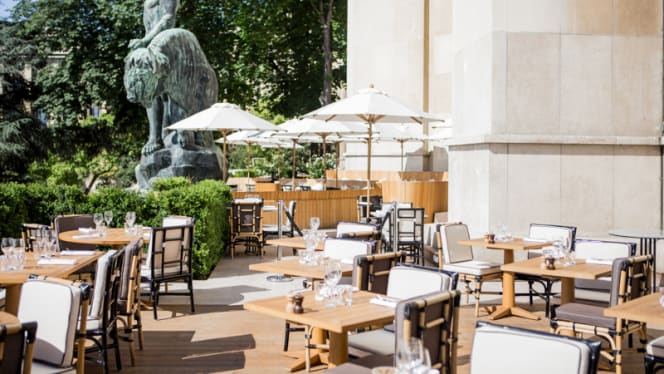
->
(244, 290, 394, 370)
(604, 293, 664, 325)
(249, 258, 353, 279)
(58, 228, 144, 249)
(266, 236, 325, 251)
(0, 251, 104, 314)
(496, 257, 612, 321)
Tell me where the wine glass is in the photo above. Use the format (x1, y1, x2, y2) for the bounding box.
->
(1, 238, 11, 255)
(104, 210, 113, 228)
(323, 259, 342, 306)
(125, 211, 136, 227)
(396, 337, 425, 372)
(310, 217, 320, 231)
(93, 213, 103, 232)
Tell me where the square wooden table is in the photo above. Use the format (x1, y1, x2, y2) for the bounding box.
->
(249, 258, 353, 279)
(244, 290, 395, 370)
(494, 258, 612, 321)
(458, 237, 553, 264)
(0, 251, 104, 314)
(266, 237, 325, 251)
(604, 293, 664, 325)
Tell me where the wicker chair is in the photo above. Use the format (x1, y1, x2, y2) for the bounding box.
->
(550, 255, 652, 374)
(229, 199, 264, 257)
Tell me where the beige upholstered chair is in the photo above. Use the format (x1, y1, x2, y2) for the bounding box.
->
(323, 238, 372, 265)
(117, 239, 144, 365)
(352, 251, 403, 294)
(437, 222, 502, 317)
(471, 321, 601, 374)
(345, 265, 458, 362)
(141, 223, 195, 319)
(336, 222, 382, 253)
(0, 321, 37, 374)
(18, 277, 91, 374)
(550, 255, 652, 374)
(645, 335, 664, 373)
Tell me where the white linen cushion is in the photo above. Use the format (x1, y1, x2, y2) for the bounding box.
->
(386, 266, 453, 299)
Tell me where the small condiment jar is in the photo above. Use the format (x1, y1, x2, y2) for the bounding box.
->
(292, 294, 304, 314)
(484, 233, 495, 244)
(545, 256, 556, 270)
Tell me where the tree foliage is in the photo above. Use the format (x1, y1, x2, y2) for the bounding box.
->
(2, 0, 347, 186)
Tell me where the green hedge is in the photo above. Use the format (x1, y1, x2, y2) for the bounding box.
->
(0, 179, 233, 279)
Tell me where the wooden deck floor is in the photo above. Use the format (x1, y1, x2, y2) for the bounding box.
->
(84, 253, 658, 373)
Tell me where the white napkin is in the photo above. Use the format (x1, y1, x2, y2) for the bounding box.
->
(72, 233, 102, 239)
(369, 296, 399, 308)
(38, 258, 77, 265)
(60, 250, 95, 256)
(78, 227, 95, 233)
(524, 237, 549, 243)
(585, 258, 614, 265)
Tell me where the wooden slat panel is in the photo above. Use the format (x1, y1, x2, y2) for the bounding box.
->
(378, 180, 447, 223)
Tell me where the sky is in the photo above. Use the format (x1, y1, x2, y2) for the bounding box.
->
(0, 0, 17, 18)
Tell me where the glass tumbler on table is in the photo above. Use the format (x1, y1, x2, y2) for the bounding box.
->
(93, 213, 103, 233)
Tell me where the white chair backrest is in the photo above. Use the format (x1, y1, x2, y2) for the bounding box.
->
(88, 249, 117, 319)
(471, 322, 597, 374)
(574, 239, 633, 260)
(163, 215, 193, 227)
(440, 223, 473, 264)
(386, 266, 454, 299)
(336, 222, 376, 238)
(529, 224, 575, 249)
(323, 238, 372, 264)
(18, 279, 83, 367)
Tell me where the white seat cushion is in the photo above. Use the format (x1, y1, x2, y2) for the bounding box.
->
(647, 336, 664, 357)
(386, 266, 453, 299)
(347, 329, 394, 356)
(31, 361, 77, 373)
(443, 260, 502, 276)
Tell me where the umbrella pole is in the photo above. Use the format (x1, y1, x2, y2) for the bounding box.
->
(223, 131, 228, 181)
(366, 122, 373, 221)
(321, 135, 327, 191)
(291, 140, 296, 189)
(246, 144, 251, 182)
(401, 140, 405, 172)
(335, 141, 340, 189)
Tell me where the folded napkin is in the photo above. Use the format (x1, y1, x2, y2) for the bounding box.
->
(72, 233, 102, 239)
(585, 258, 614, 265)
(78, 227, 95, 233)
(523, 237, 549, 243)
(38, 258, 77, 265)
(60, 250, 96, 256)
(456, 260, 500, 269)
(369, 296, 399, 308)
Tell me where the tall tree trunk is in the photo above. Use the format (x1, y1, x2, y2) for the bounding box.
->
(319, 0, 334, 106)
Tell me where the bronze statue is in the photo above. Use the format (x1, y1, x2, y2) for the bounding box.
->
(124, 0, 223, 189)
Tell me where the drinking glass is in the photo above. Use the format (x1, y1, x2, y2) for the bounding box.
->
(125, 211, 136, 228)
(310, 217, 320, 231)
(396, 337, 424, 372)
(304, 230, 320, 253)
(93, 213, 103, 232)
(1, 238, 11, 255)
(104, 210, 114, 227)
(324, 259, 342, 307)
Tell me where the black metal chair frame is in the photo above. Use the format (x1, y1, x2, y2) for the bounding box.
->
(229, 200, 264, 257)
(395, 208, 425, 265)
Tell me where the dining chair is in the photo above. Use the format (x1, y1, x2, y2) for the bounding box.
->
(394, 290, 461, 373)
(437, 222, 502, 317)
(336, 222, 382, 253)
(85, 249, 124, 374)
(54, 214, 97, 251)
(645, 335, 664, 374)
(471, 321, 601, 374)
(141, 223, 195, 319)
(394, 208, 424, 265)
(345, 264, 458, 362)
(228, 199, 264, 258)
(519, 223, 577, 317)
(0, 321, 37, 374)
(357, 195, 383, 223)
(263, 200, 302, 243)
(550, 255, 652, 374)
(18, 276, 91, 374)
(117, 239, 144, 366)
(571, 239, 635, 304)
(20, 223, 50, 252)
(323, 238, 373, 265)
(352, 251, 404, 295)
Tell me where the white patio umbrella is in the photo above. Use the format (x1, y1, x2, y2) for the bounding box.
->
(166, 102, 278, 180)
(274, 118, 369, 190)
(372, 123, 432, 171)
(303, 86, 436, 216)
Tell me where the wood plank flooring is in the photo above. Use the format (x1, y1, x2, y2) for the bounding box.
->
(83, 251, 658, 373)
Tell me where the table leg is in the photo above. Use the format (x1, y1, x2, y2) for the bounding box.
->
(327, 331, 348, 368)
(489, 271, 540, 321)
(287, 327, 326, 372)
(5, 284, 21, 315)
(266, 245, 293, 283)
(560, 278, 575, 304)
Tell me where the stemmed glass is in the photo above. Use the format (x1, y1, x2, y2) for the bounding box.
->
(323, 259, 342, 306)
(104, 210, 114, 228)
(1, 238, 11, 255)
(93, 213, 103, 233)
(310, 217, 320, 231)
(396, 337, 425, 373)
(125, 211, 136, 233)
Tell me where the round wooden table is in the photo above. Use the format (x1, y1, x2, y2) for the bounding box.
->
(59, 228, 144, 248)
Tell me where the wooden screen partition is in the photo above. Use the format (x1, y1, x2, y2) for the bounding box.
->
(233, 188, 381, 229)
(378, 180, 448, 223)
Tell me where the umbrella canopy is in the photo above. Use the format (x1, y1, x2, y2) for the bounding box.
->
(372, 123, 431, 171)
(274, 118, 369, 189)
(166, 102, 278, 180)
(303, 86, 435, 217)
(222, 131, 294, 179)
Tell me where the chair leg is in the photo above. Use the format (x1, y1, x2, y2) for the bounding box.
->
(473, 280, 484, 318)
(112, 326, 122, 371)
(152, 282, 159, 320)
(645, 355, 656, 374)
(188, 276, 195, 314)
(528, 280, 535, 305)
